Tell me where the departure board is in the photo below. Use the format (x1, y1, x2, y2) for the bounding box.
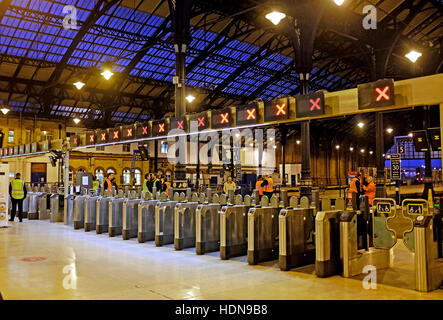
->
(211, 108, 232, 129)
(170, 117, 188, 132)
(428, 127, 441, 151)
(136, 121, 150, 139)
(412, 130, 429, 152)
(358, 79, 395, 109)
(236, 105, 258, 126)
(264, 97, 289, 122)
(296, 92, 325, 118)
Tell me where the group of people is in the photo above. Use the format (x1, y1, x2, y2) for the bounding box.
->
(255, 175, 274, 199)
(143, 173, 171, 195)
(348, 170, 376, 206)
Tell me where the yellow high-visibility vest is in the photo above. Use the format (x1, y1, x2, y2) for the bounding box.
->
(92, 180, 99, 191)
(143, 179, 149, 192)
(11, 179, 24, 199)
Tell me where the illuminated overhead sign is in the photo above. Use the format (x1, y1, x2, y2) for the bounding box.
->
(136, 122, 151, 139)
(25, 144, 30, 153)
(86, 131, 96, 146)
(0, 149, 3, 157)
(428, 127, 441, 151)
(9, 147, 14, 155)
(97, 130, 108, 143)
(412, 130, 429, 152)
(31, 142, 37, 153)
(40, 141, 49, 151)
(211, 108, 232, 129)
(189, 112, 209, 131)
(152, 120, 169, 137)
(3, 148, 8, 156)
(170, 117, 188, 132)
(121, 125, 135, 140)
(358, 79, 395, 109)
(296, 92, 325, 118)
(236, 105, 258, 126)
(14, 146, 19, 154)
(19, 145, 24, 154)
(109, 127, 122, 143)
(71, 135, 81, 147)
(264, 97, 290, 122)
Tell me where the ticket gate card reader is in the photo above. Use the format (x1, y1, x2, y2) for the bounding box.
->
(220, 205, 249, 260)
(73, 195, 88, 229)
(27, 192, 39, 220)
(96, 197, 111, 234)
(109, 198, 125, 237)
(138, 200, 159, 243)
(155, 201, 178, 246)
(50, 193, 64, 223)
(64, 194, 74, 226)
(279, 207, 315, 271)
(123, 199, 142, 240)
(174, 202, 199, 250)
(196, 203, 221, 255)
(38, 192, 50, 220)
(85, 196, 99, 232)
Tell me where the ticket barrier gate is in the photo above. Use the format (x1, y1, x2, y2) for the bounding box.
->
(109, 198, 125, 237)
(27, 192, 40, 220)
(49, 193, 64, 223)
(123, 199, 142, 240)
(196, 203, 221, 255)
(84, 196, 99, 232)
(64, 194, 74, 226)
(174, 202, 199, 250)
(73, 195, 88, 229)
(38, 192, 50, 220)
(23, 196, 28, 218)
(220, 205, 249, 260)
(279, 207, 315, 271)
(155, 200, 178, 246)
(96, 197, 111, 234)
(247, 196, 280, 265)
(138, 200, 159, 243)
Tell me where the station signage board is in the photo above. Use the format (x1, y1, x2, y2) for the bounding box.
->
(211, 108, 232, 129)
(236, 105, 258, 126)
(397, 145, 406, 154)
(189, 112, 209, 131)
(13, 146, 19, 155)
(121, 125, 135, 141)
(25, 144, 30, 154)
(296, 92, 325, 118)
(152, 120, 169, 137)
(8, 147, 14, 155)
(71, 135, 81, 148)
(97, 129, 108, 144)
(135, 122, 151, 139)
(407, 203, 424, 215)
(428, 127, 441, 151)
(3, 148, 8, 156)
(264, 97, 289, 122)
(169, 117, 188, 132)
(109, 127, 122, 143)
(0, 149, 3, 157)
(390, 153, 401, 180)
(376, 202, 391, 215)
(412, 130, 429, 152)
(19, 145, 24, 154)
(31, 142, 37, 153)
(40, 141, 49, 152)
(358, 79, 395, 109)
(85, 131, 96, 146)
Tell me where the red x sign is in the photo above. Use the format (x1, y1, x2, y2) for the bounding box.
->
(220, 113, 229, 124)
(177, 120, 184, 130)
(89, 134, 94, 143)
(142, 126, 148, 135)
(247, 108, 256, 120)
(158, 123, 165, 133)
(74, 137, 77, 145)
(276, 104, 286, 116)
(101, 133, 106, 141)
(376, 86, 390, 102)
(198, 117, 205, 127)
(126, 128, 133, 137)
(310, 98, 321, 111)
(113, 131, 119, 139)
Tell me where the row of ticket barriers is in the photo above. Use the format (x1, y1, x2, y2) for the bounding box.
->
(21, 185, 443, 293)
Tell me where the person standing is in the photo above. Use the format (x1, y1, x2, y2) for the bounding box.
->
(223, 176, 236, 195)
(92, 175, 100, 194)
(104, 172, 117, 193)
(263, 175, 274, 199)
(363, 176, 376, 205)
(9, 173, 27, 222)
(255, 176, 264, 197)
(348, 172, 362, 208)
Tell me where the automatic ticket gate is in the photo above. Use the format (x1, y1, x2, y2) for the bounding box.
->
(27, 192, 40, 220)
(96, 197, 111, 234)
(155, 200, 178, 246)
(64, 194, 74, 226)
(73, 195, 88, 229)
(109, 197, 125, 237)
(38, 192, 50, 220)
(174, 202, 199, 250)
(49, 193, 64, 223)
(247, 196, 280, 265)
(123, 199, 142, 240)
(196, 203, 221, 255)
(138, 200, 159, 243)
(220, 205, 249, 260)
(85, 196, 99, 232)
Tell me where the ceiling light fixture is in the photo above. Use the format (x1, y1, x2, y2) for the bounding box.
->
(73, 81, 85, 90)
(265, 11, 286, 25)
(101, 69, 114, 80)
(185, 95, 195, 103)
(334, 0, 345, 6)
(357, 122, 364, 128)
(405, 50, 422, 63)
(73, 118, 81, 124)
(1, 107, 10, 115)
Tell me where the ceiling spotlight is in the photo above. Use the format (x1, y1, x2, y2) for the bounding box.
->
(296, 140, 301, 145)
(249, 143, 254, 147)
(405, 50, 422, 63)
(408, 132, 413, 137)
(386, 128, 393, 134)
(73, 118, 81, 124)
(101, 69, 114, 80)
(235, 133, 240, 138)
(73, 81, 85, 90)
(335, 145, 340, 149)
(42, 131, 47, 135)
(273, 145, 277, 149)
(383, 153, 386, 157)
(360, 148, 365, 153)
(369, 151, 373, 155)
(1, 107, 10, 115)
(350, 147, 354, 152)
(185, 95, 195, 103)
(357, 122, 364, 128)
(334, 0, 345, 6)
(265, 11, 286, 25)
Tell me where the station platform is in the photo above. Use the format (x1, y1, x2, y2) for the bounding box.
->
(1, 220, 442, 300)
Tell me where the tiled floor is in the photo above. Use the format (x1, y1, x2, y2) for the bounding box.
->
(0, 220, 442, 300)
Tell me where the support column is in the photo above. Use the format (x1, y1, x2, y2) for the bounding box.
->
(422, 106, 434, 199)
(154, 140, 158, 174)
(440, 104, 443, 181)
(375, 112, 386, 198)
(281, 125, 287, 186)
(300, 73, 312, 199)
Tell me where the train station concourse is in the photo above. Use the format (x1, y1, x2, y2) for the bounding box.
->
(0, 0, 442, 304)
